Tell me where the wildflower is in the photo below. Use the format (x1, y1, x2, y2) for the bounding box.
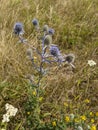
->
(89, 112, 94, 116)
(32, 91, 36, 96)
(91, 119, 95, 123)
(70, 113, 75, 120)
(32, 18, 39, 30)
(63, 102, 68, 107)
(90, 125, 96, 130)
(52, 121, 56, 126)
(39, 97, 43, 102)
(74, 118, 80, 123)
(7, 107, 18, 117)
(32, 18, 39, 26)
(5, 103, 18, 116)
(27, 112, 30, 115)
(84, 99, 90, 103)
(87, 125, 91, 130)
(64, 53, 75, 63)
(13, 22, 24, 35)
(48, 28, 55, 35)
(43, 24, 49, 33)
(34, 56, 37, 60)
(77, 126, 83, 130)
(27, 48, 33, 59)
(2, 113, 10, 123)
(50, 45, 61, 57)
(80, 115, 86, 121)
(88, 60, 96, 66)
(65, 116, 70, 122)
(44, 35, 52, 45)
(95, 112, 98, 117)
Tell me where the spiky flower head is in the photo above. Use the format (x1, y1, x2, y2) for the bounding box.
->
(44, 35, 52, 45)
(13, 22, 24, 35)
(48, 28, 55, 35)
(32, 18, 39, 26)
(77, 126, 83, 130)
(50, 44, 61, 57)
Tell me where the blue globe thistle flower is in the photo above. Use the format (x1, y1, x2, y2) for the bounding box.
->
(50, 45, 61, 57)
(13, 22, 24, 35)
(32, 18, 39, 26)
(48, 28, 55, 35)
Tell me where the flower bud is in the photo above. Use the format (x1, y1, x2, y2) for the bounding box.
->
(43, 25, 49, 32)
(27, 48, 33, 59)
(44, 35, 52, 45)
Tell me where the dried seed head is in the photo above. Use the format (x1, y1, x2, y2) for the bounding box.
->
(64, 54, 75, 63)
(44, 35, 52, 45)
(27, 48, 33, 59)
(43, 25, 49, 32)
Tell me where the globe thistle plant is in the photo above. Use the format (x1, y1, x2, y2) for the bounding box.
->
(13, 18, 75, 87)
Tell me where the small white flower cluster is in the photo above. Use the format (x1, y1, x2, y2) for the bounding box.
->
(2, 103, 18, 123)
(77, 126, 83, 130)
(88, 60, 96, 66)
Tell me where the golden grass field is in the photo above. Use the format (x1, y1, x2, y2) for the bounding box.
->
(0, 0, 98, 129)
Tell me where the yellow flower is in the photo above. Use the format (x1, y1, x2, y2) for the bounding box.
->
(64, 102, 68, 107)
(95, 112, 98, 117)
(65, 116, 70, 122)
(91, 119, 95, 123)
(32, 91, 36, 96)
(27, 112, 30, 115)
(52, 121, 56, 126)
(84, 99, 90, 103)
(34, 56, 37, 60)
(39, 97, 43, 102)
(74, 118, 80, 123)
(90, 112, 94, 116)
(80, 115, 86, 121)
(90, 125, 96, 130)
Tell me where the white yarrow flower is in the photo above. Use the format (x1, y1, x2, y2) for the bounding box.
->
(2, 103, 18, 123)
(2, 113, 10, 123)
(87, 125, 91, 130)
(88, 60, 96, 66)
(78, 126, 83, 130)
(7, 107, 18, 116)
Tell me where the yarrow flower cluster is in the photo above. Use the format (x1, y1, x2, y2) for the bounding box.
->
(2, 103, 18, 123)
(88, 60, 96, 66)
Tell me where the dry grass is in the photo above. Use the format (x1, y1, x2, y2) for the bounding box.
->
(0, 0, 98, 129)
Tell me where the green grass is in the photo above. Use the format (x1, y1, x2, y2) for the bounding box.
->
(0, 0, 98, 129)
